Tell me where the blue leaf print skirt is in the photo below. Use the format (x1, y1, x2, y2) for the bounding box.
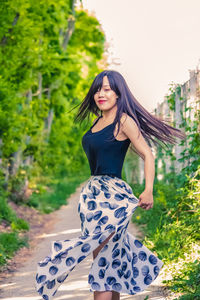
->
(35, 175, 164, 299)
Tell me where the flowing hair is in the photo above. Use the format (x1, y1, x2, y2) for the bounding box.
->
(74, 70, 186, 150)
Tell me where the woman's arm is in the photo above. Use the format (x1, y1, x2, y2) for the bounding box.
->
(120, 113, 154, 210)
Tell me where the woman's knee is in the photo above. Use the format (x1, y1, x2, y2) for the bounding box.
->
(94, 290, 113, 300)
(112, 291, 120, 300)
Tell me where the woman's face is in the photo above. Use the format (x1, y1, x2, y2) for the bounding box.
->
(93, 76, 118, 112)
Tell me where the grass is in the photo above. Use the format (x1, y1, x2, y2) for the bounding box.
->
(0, 232, 29, 266)
(28, 167, 90, 213)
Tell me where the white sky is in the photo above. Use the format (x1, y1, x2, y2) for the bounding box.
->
(79, 0, 200, 112)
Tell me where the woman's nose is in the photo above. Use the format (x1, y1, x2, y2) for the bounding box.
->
(99, 89, 105, 97)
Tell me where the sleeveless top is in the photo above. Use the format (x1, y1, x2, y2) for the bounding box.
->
(81, 116, 131, 179)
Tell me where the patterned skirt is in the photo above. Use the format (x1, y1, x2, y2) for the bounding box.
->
(35, 175, 164, 299)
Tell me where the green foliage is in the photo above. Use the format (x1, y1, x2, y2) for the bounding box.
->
(0, 0, 106, 196)
(0, 232, 28, 266)
(0, 194, 17, 224)
(132, 166, 200, 262)
(130, 78, 199, 297)
(11, 218, 29, 231)
(28, 164, 90, 213)
(0, 0, 105, 200)
(131, 78, 200, 297)
(163, 260, 200, 299)
(7, 167, 28, 203)
(0, 187, 29, 232)
(131, 161, 200, 299)
(0, 0, 106, 267)
(165, 83, 182, 112)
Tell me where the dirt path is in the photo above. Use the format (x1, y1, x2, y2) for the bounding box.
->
(0, 182, 170, 300)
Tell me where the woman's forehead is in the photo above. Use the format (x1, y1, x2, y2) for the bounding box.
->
(96, 77, 110, 89)
(103, 76, 109, 85)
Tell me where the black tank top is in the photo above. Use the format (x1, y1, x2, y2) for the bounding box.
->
(82, 116, 131, 179)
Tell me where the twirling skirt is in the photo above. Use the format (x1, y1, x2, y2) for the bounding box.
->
(35, 175, 164, 299)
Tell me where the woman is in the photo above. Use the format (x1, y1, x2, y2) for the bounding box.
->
(35, 70, 185, 300)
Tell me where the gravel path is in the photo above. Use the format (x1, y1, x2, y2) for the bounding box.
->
(0, 182, 169, 300)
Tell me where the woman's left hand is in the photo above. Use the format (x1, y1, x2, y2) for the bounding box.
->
(138, 189, 154, 210)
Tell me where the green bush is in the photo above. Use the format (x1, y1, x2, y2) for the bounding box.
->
(0, 194, 29, 231)
(0, 232, 28, 266)
(11, 218, 29, 231)
(131, 166, 200, 298)
(163, 260, 200, 300)
(131, 168, 200, 262)
(0, 195, 18, 224)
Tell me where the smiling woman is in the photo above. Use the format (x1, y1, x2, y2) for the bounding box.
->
(35, 70, 186, 300)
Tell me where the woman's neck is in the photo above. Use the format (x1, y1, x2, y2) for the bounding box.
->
(101, 107, 117, 122)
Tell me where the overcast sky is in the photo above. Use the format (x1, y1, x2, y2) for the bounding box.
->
(79, 0, 200, 112)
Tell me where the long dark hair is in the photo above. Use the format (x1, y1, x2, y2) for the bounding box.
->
(74, 70, 186, 149)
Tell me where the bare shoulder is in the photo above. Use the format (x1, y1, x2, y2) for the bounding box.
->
(119, 113, 153, 159)
(120, 113, 138, 129)
(115, 113, 140, 140)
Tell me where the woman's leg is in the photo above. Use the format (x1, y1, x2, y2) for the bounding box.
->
(92, 291, 120, 300)
(93, 231, 116, 300)
(93, 291, 113, 300)
(92, 231, 115, 260)
(112, 291, 120, 300)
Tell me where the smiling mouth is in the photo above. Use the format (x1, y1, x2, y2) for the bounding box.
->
(98, 100, 106, 103)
